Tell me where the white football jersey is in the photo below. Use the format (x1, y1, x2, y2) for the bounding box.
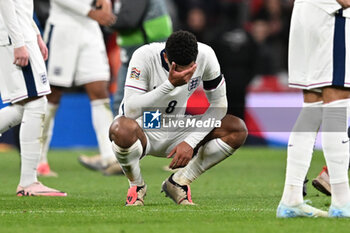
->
(122, 42, 221, 117)
(295, 0, 342, 15)
(0, 0, 36, 46)
(48, 0, 97, 26)
(0, 16, 9, 45)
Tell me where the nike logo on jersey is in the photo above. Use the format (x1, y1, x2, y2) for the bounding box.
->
(342, 140, 349, 144)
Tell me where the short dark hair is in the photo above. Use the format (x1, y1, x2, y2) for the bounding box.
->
(165, 30, 198, 66)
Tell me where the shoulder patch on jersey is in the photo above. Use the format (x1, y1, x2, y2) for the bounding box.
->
(130, 67, 141, 80)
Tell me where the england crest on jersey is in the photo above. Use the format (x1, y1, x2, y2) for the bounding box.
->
(188, 76, 200, 91)
(40, 73, 48, 84)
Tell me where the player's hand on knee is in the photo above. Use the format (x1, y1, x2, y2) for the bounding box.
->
(37, 35, 48, 61)
(167, 141, 194, 169)
(168, 62, 197, 87)
(13, 46, 29, 67)
(337, 0, 350, 8)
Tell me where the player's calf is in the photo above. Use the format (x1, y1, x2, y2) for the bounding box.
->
(220, 115, 248, 149)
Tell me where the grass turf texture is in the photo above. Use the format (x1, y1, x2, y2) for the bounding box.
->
(0, 147, 349, 233)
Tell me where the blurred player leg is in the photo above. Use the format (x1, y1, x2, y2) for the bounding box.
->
(41, 101, 58, 164)
(90, 98, 118, 166)
(78, 81, 123, 175)
(38, 87, 61, 177)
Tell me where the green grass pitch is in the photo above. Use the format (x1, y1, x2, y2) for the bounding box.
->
(0, 147, 349, 233)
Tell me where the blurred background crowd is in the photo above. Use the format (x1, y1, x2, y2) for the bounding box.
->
(0, 0, 297, 150)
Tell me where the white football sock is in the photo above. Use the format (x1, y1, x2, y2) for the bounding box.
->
(91, 99, 116, 165)
(173, 138, 235, 186)
(281, 101, 322, 206)
(40, 102, 58, 163)
(112, 139, 144, 187)
(322, 99, 350, 207)
(0, 104, 24, 134)
(19, 97, 47, 187)
(332, 183, 350, 207)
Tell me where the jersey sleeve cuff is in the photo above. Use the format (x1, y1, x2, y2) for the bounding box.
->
(125, 84, 147, 92)
(161, 80, 175, 92)
(184, 137, 198, 149)
(13, 39, 25, 48)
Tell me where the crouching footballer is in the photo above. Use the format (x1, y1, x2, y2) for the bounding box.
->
(109, 30, 247, 206)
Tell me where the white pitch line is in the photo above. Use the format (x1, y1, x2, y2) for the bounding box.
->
(137, 208, 276, 213)
(0, 210, 97, 214)
(0, 208, 275, 215)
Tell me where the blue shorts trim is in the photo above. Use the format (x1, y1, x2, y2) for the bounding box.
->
(22, 62, 38, 98)
(333, 10, 346, 86)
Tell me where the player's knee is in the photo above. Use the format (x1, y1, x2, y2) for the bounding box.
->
(109, 116, 139, 148)
(223, 115, 248, 149)
(87, 91, 109, 101)
(85, 82, 109, 100)
(47, 86, 64, 105)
